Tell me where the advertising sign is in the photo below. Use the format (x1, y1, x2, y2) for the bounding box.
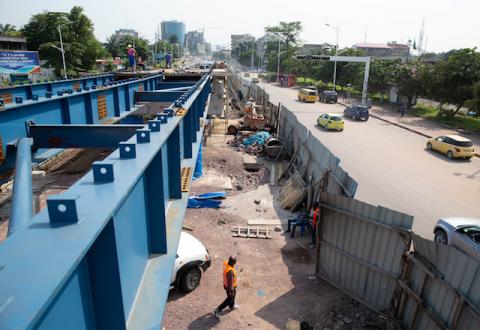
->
(0, 51, 40, 74)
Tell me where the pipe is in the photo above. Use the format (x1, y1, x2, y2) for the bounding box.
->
(8, 138, 33, 237)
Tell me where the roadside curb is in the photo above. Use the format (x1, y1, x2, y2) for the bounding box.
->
(337, 101, 480, 158)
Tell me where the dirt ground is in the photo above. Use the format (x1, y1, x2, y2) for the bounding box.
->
(164, 135, 388, 330)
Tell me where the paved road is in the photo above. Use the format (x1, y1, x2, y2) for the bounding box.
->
(259, 81, 480, 238)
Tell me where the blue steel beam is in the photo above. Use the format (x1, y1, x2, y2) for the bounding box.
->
(0, 73, 115, 102)
(135, 90, 184, 102)
(0, 75, 211, 329)
(0, 74, 163, 173)
(7, 138, 33, 237)
(155, 81, 197, 90)
(27, 124, 144, 148)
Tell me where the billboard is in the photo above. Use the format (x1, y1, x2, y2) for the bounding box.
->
(0, 51, 40, 74)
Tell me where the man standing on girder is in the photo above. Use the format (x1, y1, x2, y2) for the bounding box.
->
(213, 256, 239, 318)
(127, 44, 136, 72)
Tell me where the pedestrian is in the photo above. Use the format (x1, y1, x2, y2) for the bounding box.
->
(400, 103, 406, 118)
(165, 51, 172, 69)
(213, 256, 238, 319)
(311, 203, 320, 243)
(137, 56, 145, 70)
(127, 45, 136, 72)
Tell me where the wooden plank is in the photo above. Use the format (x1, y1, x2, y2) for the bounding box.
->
(247, 219, 283, 226)
(97, 94, 107, 120)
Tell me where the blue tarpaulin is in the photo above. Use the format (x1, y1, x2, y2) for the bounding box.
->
(242, 131, 271, 146)
(187, 198, 222, 208)
(193, 141, 203, 180)
(187, 190, 226, 208)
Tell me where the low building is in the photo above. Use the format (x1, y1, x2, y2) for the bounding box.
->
(0, 35, 27, 51)
(114, 29, 139, 39)
(299, 43, 333, 55)
(353, 42, 410, 59)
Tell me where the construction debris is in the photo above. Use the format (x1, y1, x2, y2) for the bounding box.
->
(231, 226, 272, 239)
(285, 318, 301, 330)
(280, 170, 307, 209)
(182, 224, 195, 231)
(243, 154, 264, 171)
(228, 131, 278, 156)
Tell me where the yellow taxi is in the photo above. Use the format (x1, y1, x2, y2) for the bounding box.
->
(298, 88, 318, 103)
(427, 135, 474, 160)
(317, 113, 344, 131)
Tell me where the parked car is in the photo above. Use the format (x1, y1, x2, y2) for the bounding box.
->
(317, 113, 344, 131)
(319, 90, 338, 103)
(244, 72, 250, 77)
(434, 217, 480, 262)
(298, 88, 318, 103)
(251, 77, 260, 83)
(170, 231, 211, 292)
(343, 105, 369, 121)
(426, 135, 474, 160)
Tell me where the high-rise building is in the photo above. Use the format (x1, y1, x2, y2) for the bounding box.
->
(161, 20, 186, 46)
(185, 31, 204, 54)
(230, 34, 254, 53)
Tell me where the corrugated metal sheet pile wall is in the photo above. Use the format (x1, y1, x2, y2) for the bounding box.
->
(228, 69, 480, 328)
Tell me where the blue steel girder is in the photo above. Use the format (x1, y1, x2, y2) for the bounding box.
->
(0, 74, 212, 329)
(0, 75, 166, 171)
(27, 124, 145, 148)
(135, 90, 184, 103)
(0, 73, 115, 102)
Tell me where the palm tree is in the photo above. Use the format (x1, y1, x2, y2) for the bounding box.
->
(0, 24, 17, 33)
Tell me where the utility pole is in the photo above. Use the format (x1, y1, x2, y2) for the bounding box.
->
(50, 23, 70, 79)
(58, 25, 67, 79)
(251, 39, 254, 70)
(277, 38, 281, 83)
(325, 23, 339, 91)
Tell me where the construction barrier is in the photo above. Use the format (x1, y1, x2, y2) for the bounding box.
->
(227, 69, 480, 328)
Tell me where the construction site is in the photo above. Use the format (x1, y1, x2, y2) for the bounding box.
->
(0, 62, 479, 330)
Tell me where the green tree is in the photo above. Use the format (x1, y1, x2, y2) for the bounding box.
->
(429, 48, 480, 116)
(334, 48, 366, 89)
(0, 23, 22, 36)
(105, 34, 151, 61)
(368, 59, 400, 95)
(22, 6, 107, 76)
(264, 22, 302, 75)
(393, 60, 426, 107)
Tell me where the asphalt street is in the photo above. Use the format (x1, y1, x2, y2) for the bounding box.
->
(259, 81, 480, 238)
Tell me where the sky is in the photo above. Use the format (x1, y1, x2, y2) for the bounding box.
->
(1, 0, 479, 53)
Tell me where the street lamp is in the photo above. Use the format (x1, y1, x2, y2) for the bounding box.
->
(50, 22, 69, 80)
(325, 23, 339, 91)
(274, 35, 286, 83)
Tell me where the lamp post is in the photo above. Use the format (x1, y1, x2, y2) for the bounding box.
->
(325, 23, 339, 91)
(51, 23, 69, 80)
(277, 38, 281, 83)
(251, 39, 254, 71)
(275, 35, 286, 83)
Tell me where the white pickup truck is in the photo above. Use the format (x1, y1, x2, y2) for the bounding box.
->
(170, 232, 211, 292)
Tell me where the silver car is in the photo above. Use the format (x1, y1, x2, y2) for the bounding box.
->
(434, 217, 480, 261)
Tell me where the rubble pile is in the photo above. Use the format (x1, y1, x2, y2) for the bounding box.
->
(227, 131, 274, 155)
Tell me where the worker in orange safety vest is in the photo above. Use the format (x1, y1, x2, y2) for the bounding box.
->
(213, 256, 238, 318)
